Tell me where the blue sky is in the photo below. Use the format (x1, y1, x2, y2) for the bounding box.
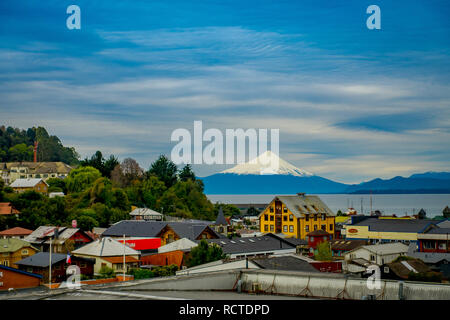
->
(1, 0, 449, 183)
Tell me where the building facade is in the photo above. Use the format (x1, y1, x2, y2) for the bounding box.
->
(0, 162, 73, 185)
(10, 178, 48, 193)
(0, 265, 42, 291)
(259, 194, 335, 239)
(0, 239, 38, 268)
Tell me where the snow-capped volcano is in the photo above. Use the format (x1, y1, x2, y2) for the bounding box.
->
(220, 151, 314, 176)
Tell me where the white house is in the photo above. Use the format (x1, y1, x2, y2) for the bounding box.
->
(343, 242, 409, 274)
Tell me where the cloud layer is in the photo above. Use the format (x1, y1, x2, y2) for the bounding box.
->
(0, 1, 449, 183)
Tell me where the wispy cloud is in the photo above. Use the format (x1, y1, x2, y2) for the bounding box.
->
(1, 1, 449, 182)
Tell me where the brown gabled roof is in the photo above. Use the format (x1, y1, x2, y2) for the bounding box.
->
(0, 203, 20, 215)
(0, 227, 33, 236)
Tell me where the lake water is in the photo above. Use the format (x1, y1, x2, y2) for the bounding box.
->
(206, 194, 450, 218)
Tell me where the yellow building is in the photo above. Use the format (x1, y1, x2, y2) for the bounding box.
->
(342, 216, 436, 244)
(0, 162, 73, 185)
(0, 239, 38, 268)
(259, 193, 336, 239)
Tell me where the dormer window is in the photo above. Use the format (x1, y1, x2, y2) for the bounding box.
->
(283, 207, 288, 213)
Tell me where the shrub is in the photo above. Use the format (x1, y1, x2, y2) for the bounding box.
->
(96, 265, 115, 279)
(128, 268, 154, 279)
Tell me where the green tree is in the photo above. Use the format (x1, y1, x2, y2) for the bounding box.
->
(66, 166, 102, 193)
(315, 240, 332, 261)
(147, 155, 178, 188)
(179, 164, 196, 181)
(8, 143, 33, 161)
(188, 239, 226, 267)
(46, 178, 67, 194)
(443, 206, 450, 219)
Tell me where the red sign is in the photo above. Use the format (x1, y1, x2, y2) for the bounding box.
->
(348, 228, 358, 234)
(118, 238, 161, 250)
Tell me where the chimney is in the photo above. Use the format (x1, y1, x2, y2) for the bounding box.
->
(33, 141, 38, 163)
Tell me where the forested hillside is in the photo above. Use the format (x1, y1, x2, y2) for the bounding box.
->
(0, 125, 79, 165)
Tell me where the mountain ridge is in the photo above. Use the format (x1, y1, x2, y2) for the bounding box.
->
(200, 153, 450, 194)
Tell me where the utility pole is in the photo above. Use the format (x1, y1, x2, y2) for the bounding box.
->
(123, 234, 126, 281)
(49, 238, 52, 288)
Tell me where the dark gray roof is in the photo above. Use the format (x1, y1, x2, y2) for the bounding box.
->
(252, 255, 319, 273)
(168, 222, 214, 240)
(351, 217, 437, 233)
(102, 220, 218, 240)
(102, 221, 167, 237)
(15, 252, 66, 267)
(409, 252, 450, 264)
(426, 228, 450, 235)
(207, 234, 296, 255)
(215, 207, 228, 225)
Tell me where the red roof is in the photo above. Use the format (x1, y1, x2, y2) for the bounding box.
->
(0, 203, 20, 215)
(0, 227, 33, 236)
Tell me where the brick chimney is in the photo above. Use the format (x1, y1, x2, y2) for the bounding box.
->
(33, 141, 38, 163)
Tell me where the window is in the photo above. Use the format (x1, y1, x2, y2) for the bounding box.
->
(270, 225, 274, 232)
(322, 214, 326, 220)
(330, 224, 333, 231)
(283, 207, 288, 213)
(305, 225, 309, 232)
(422, 241, 436, 249)
(283, 215, 287, 221)
(264, 225, 268, 232)
(314, 215, 317, 221)
(314, 225, 317, 231)
(306, 236, 309, 242)
(321, 225, 326, 231)
(370, 254, 375, 261)
(27, 268, 33, 273)
(270, 207, 274, 213)
(21, 249, 28, 255)
(283, 225, 288, 232)
(305, 215, 309, 222)
(289, 226, 294, 233)
(439, 243, 447, 250)
(2, 261, 9, 266)
(270, 215, 274, 221)
(264, 214, 268, 221)
(289, 215, 293, 222)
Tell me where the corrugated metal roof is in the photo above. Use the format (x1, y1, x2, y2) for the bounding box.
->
(252, 255, 320, 273)
(207, 234, 296, 255)
(360, 242, 409, 255)
(10, 178, 47, 188)
(259, 195, 335, 219)
(0, 238, 37, 253)
(129, 208, 162, 216)
(72, 237, 139, 257)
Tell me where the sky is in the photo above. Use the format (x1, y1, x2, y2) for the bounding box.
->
(0, 0, 449, 183)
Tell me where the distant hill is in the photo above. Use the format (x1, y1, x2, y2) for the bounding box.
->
(345, 176, 450, 194)
(201, 151, 450, 194)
